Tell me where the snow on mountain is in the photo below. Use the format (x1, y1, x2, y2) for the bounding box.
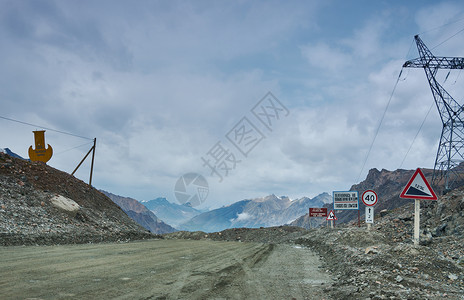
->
(143, 197, 202, 228)
(180, 193, 331, 232)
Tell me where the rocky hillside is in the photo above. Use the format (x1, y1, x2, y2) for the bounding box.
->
(291, 167, 439, 228)
(0, 148, 24, 159)
(165, 186, 464, 299)
(340, 167, 433, 224)
(0, 152, 155, 245)
(102, 191, 177, 234)
(297, 184, 464, 299)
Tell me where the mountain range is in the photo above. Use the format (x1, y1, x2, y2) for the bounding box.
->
(290, 166, 464, 228)
(101, 191, 177, 234)
(7, 146, 461, 235)
(178, 193, 331, 232)
(141, 197, 203, 228)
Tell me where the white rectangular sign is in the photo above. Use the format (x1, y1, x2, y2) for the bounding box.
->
(365, 206, 374, 224)
(333, 191, 359, 210)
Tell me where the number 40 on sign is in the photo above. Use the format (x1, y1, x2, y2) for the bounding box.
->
(362, 190, 378, 206)
(362, 190, 377, 229)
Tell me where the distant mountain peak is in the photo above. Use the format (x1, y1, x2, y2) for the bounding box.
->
(1, 148, 24, 159)
(142, 197, 203, 228)
(254, 194, 290, 203)
(180, 193, 331, 232)
(100, 190, 177, 234)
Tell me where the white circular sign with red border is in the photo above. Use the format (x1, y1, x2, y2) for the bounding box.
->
(362, 190, 378, 206)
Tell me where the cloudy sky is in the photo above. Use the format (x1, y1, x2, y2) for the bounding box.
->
(1, 0, 464, 209)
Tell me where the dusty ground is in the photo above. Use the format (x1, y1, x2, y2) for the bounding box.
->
(1, 223, 463, 299)
(1, 151, 464, 299)
(166, 222, 464, 300)
(297, 226, 464, 300)
(0, 238, 331, 300)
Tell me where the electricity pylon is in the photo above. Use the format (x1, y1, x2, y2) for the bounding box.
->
(403, 35, 464, 193)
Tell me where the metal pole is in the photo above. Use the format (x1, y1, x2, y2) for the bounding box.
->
(414, 199, 420, 246)
(71, 146, 94, 176)
(89, 138, 96, 186)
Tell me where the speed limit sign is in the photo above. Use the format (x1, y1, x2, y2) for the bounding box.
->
(362, 190, 378, 206)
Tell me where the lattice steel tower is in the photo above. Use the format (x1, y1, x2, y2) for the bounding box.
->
(403, 35, 464, 192)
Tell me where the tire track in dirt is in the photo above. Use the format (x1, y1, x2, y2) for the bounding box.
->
(0, 239, 331, 299)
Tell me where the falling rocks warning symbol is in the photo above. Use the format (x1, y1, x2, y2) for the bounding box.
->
(326, 210, 337, 221)
(405, 186, 429, 197)
(400, 168, 437, 200)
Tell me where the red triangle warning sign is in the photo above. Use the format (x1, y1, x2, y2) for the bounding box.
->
(400, 168, 438, 200)
(326, 210, 337, 220)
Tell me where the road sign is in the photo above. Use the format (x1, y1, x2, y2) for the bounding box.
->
(400, 168, 438, 200)
(365, 206, 374, 223)
(326, 210, 337, 220)
(361, 190, 378, 206)
(309, 207, 328, 217)
(333, 191, 359, 210)
(29, 130, 53, 163)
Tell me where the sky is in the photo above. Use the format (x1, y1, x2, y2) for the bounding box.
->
(1, 0, 464, 210)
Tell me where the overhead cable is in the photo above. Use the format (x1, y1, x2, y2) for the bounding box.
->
(0, 115, 93, 140)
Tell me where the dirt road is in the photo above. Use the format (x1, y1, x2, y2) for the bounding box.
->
(0, 239, 332, 299)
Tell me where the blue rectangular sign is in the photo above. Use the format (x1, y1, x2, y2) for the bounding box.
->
(333, 191, 359, 210)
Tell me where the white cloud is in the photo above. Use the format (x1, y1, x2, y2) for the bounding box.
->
(1, 0, 464, 210)
(300, 42, 352, 72)
(232, 212, 251, 223)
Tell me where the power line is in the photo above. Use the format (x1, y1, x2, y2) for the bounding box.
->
(0, 115, 93, 140)
(356, 69, 403, 183)
(419, 15, 464, 36)
(54, 141, 95, 155)
(354, 38, 417, 183)
(398, 101, 434, 169)
(355, 21, 464, 183)
(431, 26, 464, 50)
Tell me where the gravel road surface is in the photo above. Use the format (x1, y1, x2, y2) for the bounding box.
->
(0, 239, 331, 299)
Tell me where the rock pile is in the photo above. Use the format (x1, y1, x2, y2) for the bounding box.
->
(166, 186, 464, 299)
(164, 225, 307, 244)
(296, 189, 464, 300)
(0, 152, 156, 246)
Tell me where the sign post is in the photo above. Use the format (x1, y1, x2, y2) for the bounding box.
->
(414, 199, 420, 245)
(333, 191, 359, 210)
(332, 191, 358, 228)
(326, 210, 337, 229)
(28, 130, 53, 163)
(365, 206, 374, 230)
(362, 190, 377, 230)
(309, 207, 328, 217)
(399, 168, 437, 246)
(309, 208, 328, 229)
